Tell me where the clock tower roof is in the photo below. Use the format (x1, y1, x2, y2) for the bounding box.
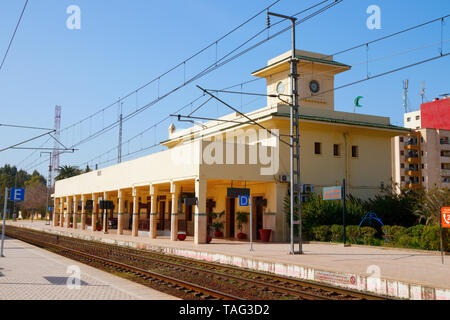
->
(252, 49, 351, 111)
(251, 49, 350, 78)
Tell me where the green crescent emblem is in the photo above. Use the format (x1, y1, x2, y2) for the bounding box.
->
(354, 96, 363, 107)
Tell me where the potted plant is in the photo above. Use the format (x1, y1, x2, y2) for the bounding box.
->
(209, 210, 224, 237)
(259, 229, 272, 242)
(236, 211, 249, 239)
(96, 221, 102, 231)
(212, 221, 224, 237)
(177, 231, 186, 241)
(206, 235, 212, 243)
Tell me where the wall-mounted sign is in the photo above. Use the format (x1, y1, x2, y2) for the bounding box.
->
(323, 186, 342, 200)
(227, 188, 250, 198)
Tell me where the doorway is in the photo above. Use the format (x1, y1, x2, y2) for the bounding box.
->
(254, 196, 264, 240)
(158, 201, 166, 230)
(226, 197, 236, 238)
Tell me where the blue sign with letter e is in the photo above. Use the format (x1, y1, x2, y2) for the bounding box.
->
(238, 195, 249, 207)
(10, 188, 25, 202)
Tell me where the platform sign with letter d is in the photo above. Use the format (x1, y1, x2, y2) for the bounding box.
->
(239, 195, 249, 207)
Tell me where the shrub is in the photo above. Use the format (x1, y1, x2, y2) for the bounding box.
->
(359, 226, 377, 245)
(312, 225, 331, 241)
(330, 225, 344, 242)
(406, 224, 425, 238)
(345, 225, 359, 244)
(383, 225, 406, 244)
(420, 225, 441, 251)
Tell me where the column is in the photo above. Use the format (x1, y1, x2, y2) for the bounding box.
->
(72, 195, 78, 229)
(81, 195, 86, 230)
(132, 188, 138, 237)
(170, 182, 179, 241)
(149, 185, 157, 239)
(117, 189, 124, 235)
(53, 198, 59, 227)
(59, 198, 64, 227)
(92, 193, 97, 231)
(103, 192, 108, 234)
(194, 178, 207, 244)
(65, 196, 71, 228)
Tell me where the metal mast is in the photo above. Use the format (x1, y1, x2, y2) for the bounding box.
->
(51, 106, 61, 184)
(420, 81, 426, 104)
(402, 80, 409, 113)
(268, 11, 302, 254)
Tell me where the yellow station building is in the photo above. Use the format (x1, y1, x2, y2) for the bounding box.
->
(52, 50, 410, 243)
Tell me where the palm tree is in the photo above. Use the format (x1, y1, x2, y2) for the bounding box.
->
(414, 188, 450, 225)
(55, 165, 83, 181)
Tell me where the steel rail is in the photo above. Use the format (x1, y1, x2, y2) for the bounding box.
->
(7, 226, 392, 300)
(6, 229, 242, 300)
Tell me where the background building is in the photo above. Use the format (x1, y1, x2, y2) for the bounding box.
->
(392, 96, 450, 190)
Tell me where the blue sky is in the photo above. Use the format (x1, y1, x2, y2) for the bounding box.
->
(0, 0, 449, 175)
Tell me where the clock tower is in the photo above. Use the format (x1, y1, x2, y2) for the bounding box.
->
(252, 49, 351, 111)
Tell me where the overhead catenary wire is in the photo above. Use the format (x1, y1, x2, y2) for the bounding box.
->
(21, 1, 340, 173)
(0, 0, 29, 74)
(56, 0, 282, 136)
(55, 0, 339, 149)
(25, 9, 450, 174)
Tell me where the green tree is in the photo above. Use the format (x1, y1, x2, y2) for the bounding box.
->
(414, 187, 450, 225)
(54, 165, 83, 181)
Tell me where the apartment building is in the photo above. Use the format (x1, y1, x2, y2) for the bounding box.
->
(392, 96, 450, 190)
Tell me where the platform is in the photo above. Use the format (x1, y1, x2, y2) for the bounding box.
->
(5, 220, 450, 300)
(0, 234, 178, 300)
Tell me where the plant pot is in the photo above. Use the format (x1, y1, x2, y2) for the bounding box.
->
(206, 235, 212, 243)
(259, 229, 271, 242)
(96, 226, 102, 231)
(177, 233, 186, 241)
(214, 231, 223, 238)
(237, 232, 247, 240)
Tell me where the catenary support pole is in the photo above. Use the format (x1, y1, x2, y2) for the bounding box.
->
(250, 195, 253, 252)
(1, 188, 8, 257)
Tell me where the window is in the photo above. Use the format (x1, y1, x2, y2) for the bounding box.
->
(422, 176, 424, 182)
(351, 146, 359, 158)
(333, 144, 340, 156)
(400, 163, 404, 168)
(416, 115, 420, 120)
(314, 142, 321, 155)
(407, 117, 411, 122)
(400, 137, 404, 143)
(421, 137, 424, 143)
(400, 150, 404, 156)
(401, 176, 405, 182)
(422, 164, 424, 169)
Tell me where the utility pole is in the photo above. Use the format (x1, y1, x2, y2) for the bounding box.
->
(268, 11, 302, 254)
(41, 152, 52, 225)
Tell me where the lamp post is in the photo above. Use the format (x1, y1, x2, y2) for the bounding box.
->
(267, 11, 302, 254)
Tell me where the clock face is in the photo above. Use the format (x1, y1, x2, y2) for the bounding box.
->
(276, 81, 285, 94)
(309, 80, 320, 93)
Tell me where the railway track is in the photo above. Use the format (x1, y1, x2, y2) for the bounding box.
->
(5, 225, 391, 300)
